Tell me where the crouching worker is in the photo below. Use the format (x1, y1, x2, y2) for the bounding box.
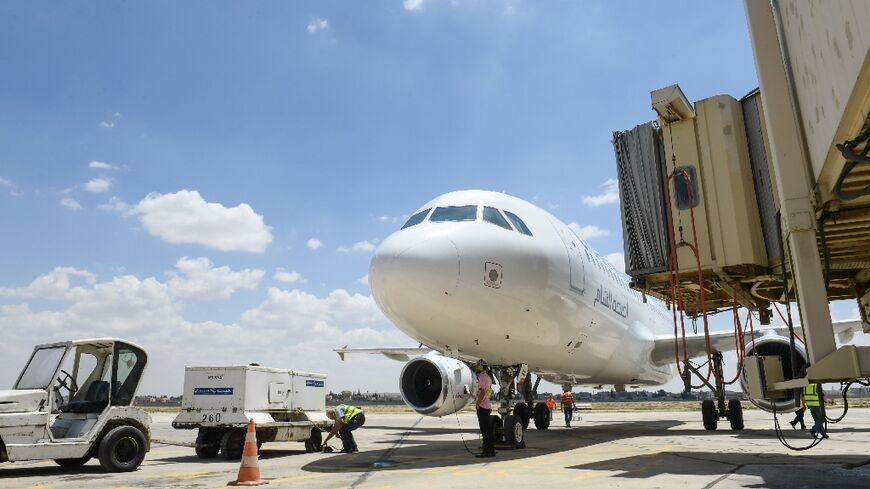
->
(323, 404, 366, 453)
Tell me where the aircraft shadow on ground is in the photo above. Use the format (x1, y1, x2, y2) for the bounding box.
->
(567, 452, 870, 488)
(301, 419, 684, 473)
(301, 420, 870, 476)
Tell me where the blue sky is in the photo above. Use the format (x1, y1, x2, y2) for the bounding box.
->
(2, 1, 853, 395)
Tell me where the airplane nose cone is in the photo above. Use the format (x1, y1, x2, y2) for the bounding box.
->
(369, 236, 460, 315)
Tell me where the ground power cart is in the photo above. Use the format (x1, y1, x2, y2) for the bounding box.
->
(171, 365, 330, 459)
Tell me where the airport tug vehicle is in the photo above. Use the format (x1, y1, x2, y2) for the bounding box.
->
(0, 338, 151, 472)
(172, 365, 330, 459)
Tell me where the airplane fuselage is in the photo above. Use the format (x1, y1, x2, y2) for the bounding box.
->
(369, 190, 675, 386)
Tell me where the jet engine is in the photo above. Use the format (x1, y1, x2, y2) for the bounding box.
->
(740, 333, 808, 412)
(399, 354, 478, 417)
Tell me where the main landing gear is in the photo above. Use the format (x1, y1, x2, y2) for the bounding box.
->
(684, 352, 744, 431)
(483, 363, 553, 450)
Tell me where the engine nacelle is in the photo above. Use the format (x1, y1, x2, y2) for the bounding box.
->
(399, 354, 478, 417)
(740, 334, 808, 412)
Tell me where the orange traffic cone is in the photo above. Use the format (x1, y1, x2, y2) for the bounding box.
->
(228, 419, 268, 486)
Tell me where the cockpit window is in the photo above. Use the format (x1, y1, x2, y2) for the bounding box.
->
(504, 211, 533, 236)
(401, 208, 431, 229)
(483, 207, 512, 230)
(430, 205, 478, 222)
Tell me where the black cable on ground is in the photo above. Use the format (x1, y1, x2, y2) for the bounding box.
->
(825, 379, 870, 424)
(772, 402, 824, 451)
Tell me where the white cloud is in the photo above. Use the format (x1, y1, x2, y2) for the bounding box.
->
(241, 288, 386, 332)
(307, 238, 323, 250)
(358, 275, 369, 287)
(377, 214, 409, 225)
(567, 223, 610, 239)
(130, 190, 273, 253)
(60, 197, 82, 210)
(338, 240, 376, 253)
(307, 18, 329, 33)
(97, 196, 131, 213)
(84, 178, 112, 193)
(0, 267, 95, 300)
(98, 112, 122, 129)
(0, 176, 22, 196)
(605, 252, 626, 273)
(89, 161, 119, 170)
(0, 267, 408, 395)
(166, 257, 264, 300)
(403, 0, 424, 11)
(582, 178, 620, 207)
(273, 268, 304, 284)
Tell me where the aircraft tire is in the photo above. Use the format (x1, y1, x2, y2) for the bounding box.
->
(727, 399, 744, 430)
(701, 400, 718, 431)
(503, 414, 525, 448)
(533, 402, 550, 430)
(514, 402, 530, 430)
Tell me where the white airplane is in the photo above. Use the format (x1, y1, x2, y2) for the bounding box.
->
(339, 190, 863, 446)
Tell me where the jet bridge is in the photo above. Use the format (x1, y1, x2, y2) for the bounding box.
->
(613, 0, 870, 394)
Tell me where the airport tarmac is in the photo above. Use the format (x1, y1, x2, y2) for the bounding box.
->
(2, 408, 870, 489)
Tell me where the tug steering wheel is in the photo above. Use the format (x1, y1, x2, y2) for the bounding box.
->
(54, 369, 79, 406)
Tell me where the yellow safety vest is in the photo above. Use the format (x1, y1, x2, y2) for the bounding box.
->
(804, 384, 820, 407)
(339, 405, 362, 423)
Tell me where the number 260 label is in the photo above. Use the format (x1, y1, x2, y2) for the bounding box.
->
(202, 413, 221, 423)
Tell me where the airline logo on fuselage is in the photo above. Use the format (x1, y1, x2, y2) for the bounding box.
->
(594, 285, 628, 318)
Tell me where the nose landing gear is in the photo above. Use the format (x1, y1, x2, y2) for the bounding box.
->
(686, 352, 744, 431)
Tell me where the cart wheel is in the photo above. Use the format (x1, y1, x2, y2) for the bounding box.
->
(97, 425, 147, 472)
(54, 456, 90, 468)
(195, 429, 221, 459)
(220, 430, 246, 459)
(305, 428, 323, 453)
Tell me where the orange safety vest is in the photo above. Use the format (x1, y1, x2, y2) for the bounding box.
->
(561, 391, 575, 407)
(546, 398, 556, 410)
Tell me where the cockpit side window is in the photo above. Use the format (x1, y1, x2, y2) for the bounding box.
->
(430, 205, 478, 222)
(504, 211, 533, 236)
(483, 207, 512, 230)
(401, 208, 431, 229)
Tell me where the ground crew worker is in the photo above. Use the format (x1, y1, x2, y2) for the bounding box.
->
(561, 387, 575, 428)
(790, 367, 807, 430)
(474, 360, 495, 458)
(546, 395, 556, 422)
(804, 383, 828, 439)
(323, 404, 366, 453)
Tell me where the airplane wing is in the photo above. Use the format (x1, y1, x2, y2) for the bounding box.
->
(650, 319, 866, 366)
(334, 346, 433, 362)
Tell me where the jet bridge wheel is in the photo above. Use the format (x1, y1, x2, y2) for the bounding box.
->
(533, 402, 550, 430)
(701, 400, 718, 431)
(727, 399, 744, 431)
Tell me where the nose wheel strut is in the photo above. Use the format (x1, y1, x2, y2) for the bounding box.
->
(684, 352, 744, 431)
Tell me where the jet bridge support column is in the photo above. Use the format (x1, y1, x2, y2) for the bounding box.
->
(743, 0, 836, 365)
